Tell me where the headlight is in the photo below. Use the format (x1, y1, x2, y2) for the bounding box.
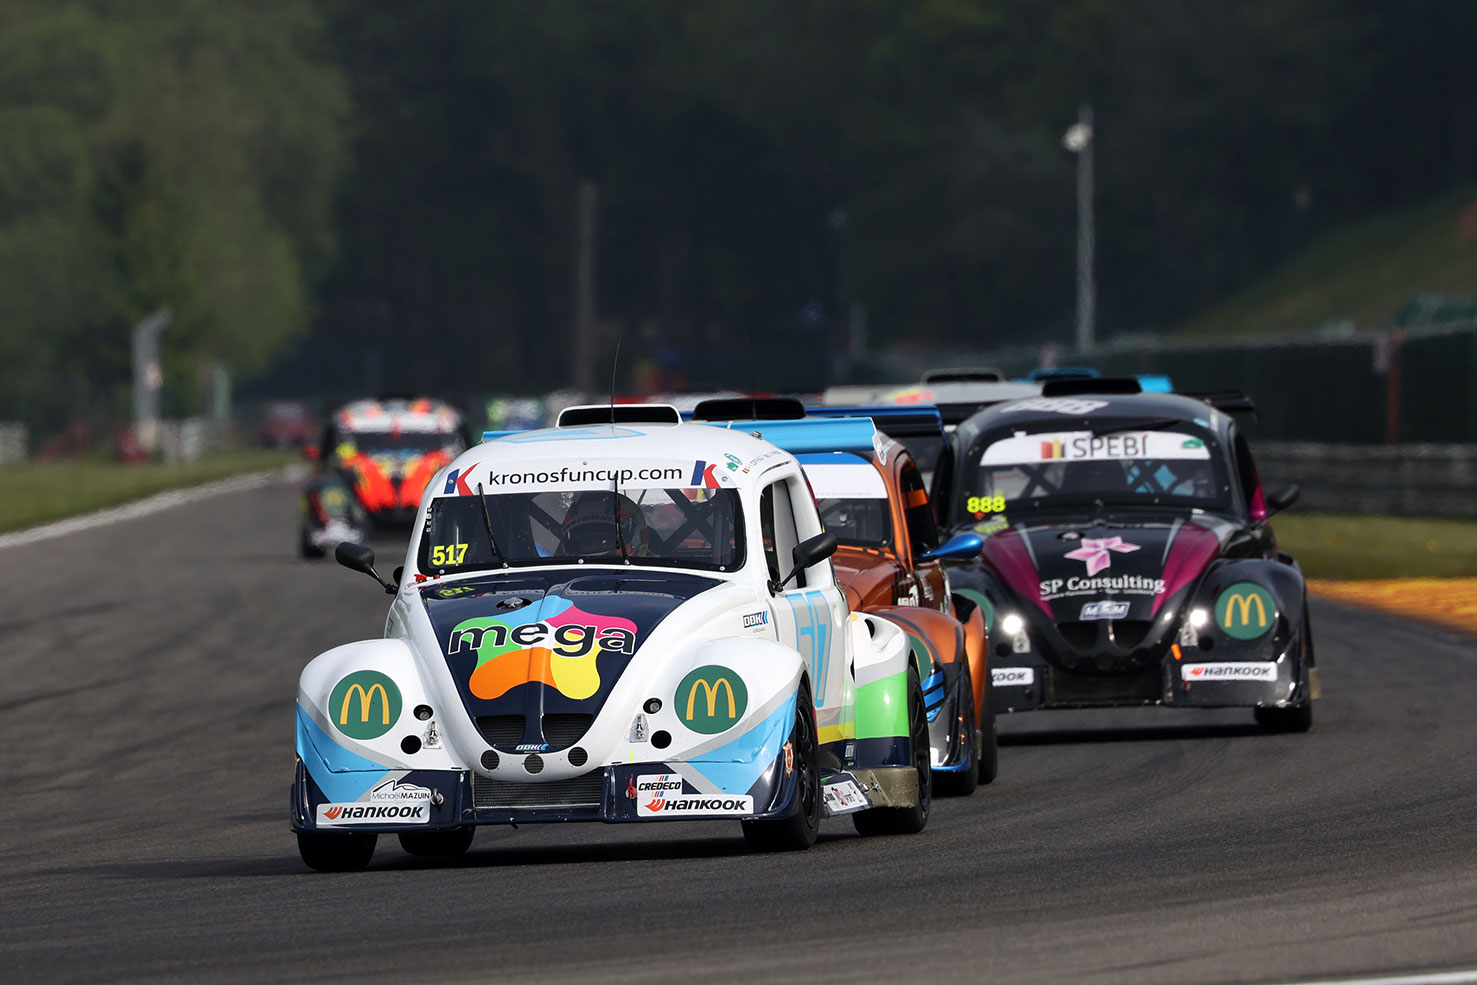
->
(1001, 613, 1024, 636)
(1189, 607, 1209, 628)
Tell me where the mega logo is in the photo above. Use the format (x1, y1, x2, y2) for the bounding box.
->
(676, 665, 748, 734)
(448, 595, 639, 701)
(329, 671, 402, 740)
(1216, 582, 1276, 639)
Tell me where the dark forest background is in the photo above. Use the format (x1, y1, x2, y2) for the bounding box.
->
(2, 0, 1474, 415)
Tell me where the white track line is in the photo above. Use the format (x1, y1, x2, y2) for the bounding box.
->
(1264, 970, 1477, 985)
(0, 466, 298, 551)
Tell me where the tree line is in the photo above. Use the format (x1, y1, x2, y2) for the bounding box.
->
(2, 1, 1473, 424)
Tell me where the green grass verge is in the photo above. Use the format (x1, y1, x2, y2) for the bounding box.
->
(0, 450, 296, 534)
(1175, 188, 1477, 337)
(1272, 511, 1477, 579)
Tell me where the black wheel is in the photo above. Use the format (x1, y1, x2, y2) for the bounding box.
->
(853, 665, 932, 836)
(398, 826, 475, 858)
(742, 681, 820, 852)
(1256, 615, 1314, 733)
(298, 526, 325, 559)
(1255, 701, 1313, 733)
(297, 831, 376, 872)
(976, 673, 999, 785)
(935, 662, 979, 797)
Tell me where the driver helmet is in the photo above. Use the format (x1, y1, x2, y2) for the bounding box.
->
(561, 492, 651, 557)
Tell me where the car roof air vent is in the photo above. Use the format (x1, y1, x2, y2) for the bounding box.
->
(556, 403, 682, 426)
(691, 397, 807, 421)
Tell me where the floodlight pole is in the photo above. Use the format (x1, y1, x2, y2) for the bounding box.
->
(1063, 105, 1096, 352)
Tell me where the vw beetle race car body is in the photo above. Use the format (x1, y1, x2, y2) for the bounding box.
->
(690, 402, 996, 794)
(292, 405, 932, 871)
(298, 398, 467, 558)
(931, 383, 1318, 732)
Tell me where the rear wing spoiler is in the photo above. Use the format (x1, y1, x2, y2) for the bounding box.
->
(712, 417, 882, 457)
(1183, 390, 1258, 421)
(803, 405, 945, 438)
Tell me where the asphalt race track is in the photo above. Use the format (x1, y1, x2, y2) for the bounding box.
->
(3, 477, 1475, 985)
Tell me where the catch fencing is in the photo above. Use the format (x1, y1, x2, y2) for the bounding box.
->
(883, 321, 1477, 444)
(1254, 443, 1476, 519)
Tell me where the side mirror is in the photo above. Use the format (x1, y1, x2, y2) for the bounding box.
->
(771, 532, 838, 594)
(921, 531, 984, 561)
(1265, 483, 1301, 516)
(335, 542, 396, 594)
(302, 443, 321, 460)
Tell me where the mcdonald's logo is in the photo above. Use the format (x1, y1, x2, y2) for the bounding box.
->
(341, 684, 391, 725)
(676, 665, 748, 735)
(1215, 582, 1275, 640)
(328, 671, 402, 739)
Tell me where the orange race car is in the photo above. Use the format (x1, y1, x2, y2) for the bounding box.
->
(695, 399, 996, 795)
(298, 398, 468, 558)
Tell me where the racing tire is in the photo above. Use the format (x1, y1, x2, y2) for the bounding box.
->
(976, 675, 999, 785)
(297, 831, 377, 872)
(298, 526, 325, 560)
(935, 663, 979, 797)
(741, 681, 820, 852)
(852, 665, 932, 836)
(398, 826, 475, 858)
(1255, 700, 1313, 733)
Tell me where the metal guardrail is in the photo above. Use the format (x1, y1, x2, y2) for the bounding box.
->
(1255, 442, 1477, 518)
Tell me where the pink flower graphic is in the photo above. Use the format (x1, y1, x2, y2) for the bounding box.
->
(1063, 536, 1140, 576)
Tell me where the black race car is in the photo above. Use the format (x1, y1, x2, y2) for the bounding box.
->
(930, 380, 1319, 732)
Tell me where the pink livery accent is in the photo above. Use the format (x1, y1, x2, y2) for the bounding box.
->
(1249, 484, 1267, 523)
(981, 531, 1053, 618)
(1152, 522, 1222, 615)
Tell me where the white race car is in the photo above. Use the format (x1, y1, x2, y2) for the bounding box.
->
(291, 404, 932, 871)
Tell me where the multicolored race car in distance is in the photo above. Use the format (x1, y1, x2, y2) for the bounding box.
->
(931, 380, 1319, 732)
(292, 403, 933, 871)
(691, 400, 996, 795)
(298, 398, 468, 558)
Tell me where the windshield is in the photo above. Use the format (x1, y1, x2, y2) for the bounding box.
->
(419, 487, 744, 572)
(800, 454, 892, 548)
(339, 430, 461, 457)
(957, 422, 1229, 525)
(818, 499, 891, 547)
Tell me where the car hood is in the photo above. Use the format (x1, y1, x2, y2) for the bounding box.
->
(420, 569, 721, 748)
(983, 516, 1223, 622)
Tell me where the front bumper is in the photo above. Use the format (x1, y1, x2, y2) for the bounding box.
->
(290, 753, 808, 832)
(990, 647, 1311, 713)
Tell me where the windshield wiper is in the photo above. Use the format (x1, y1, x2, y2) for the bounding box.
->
(1088, 417, 1181, 436)
(474, 482, 506, 566)
(611, 472, 630, 561)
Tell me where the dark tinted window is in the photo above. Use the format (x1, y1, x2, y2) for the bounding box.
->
(421, 488, 743, 573)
